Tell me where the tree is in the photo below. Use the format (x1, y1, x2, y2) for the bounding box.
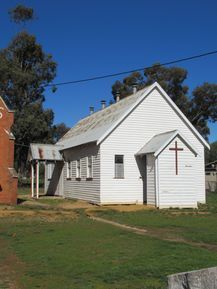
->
(112, 72, 145, 100)
(0, 31, 56, 110)
(9, 4, 34, 24)
(112, 65, 191, 115)
(0, 5, 59, 173)
(52, 123, 70, 143)
(205, 141, 217, 163)
(191, 83, 217, 132)
(13, 103, 54, 171)
(111, 65, 217, 139)
(144, 65, 191, 116)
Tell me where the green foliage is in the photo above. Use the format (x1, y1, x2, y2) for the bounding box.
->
(144, 65, 190, 116)
(9, 4, 34, 24)
(206, 141, 217, 163)
(191, 83, 217, 136)
(13, 102, 54, 170)
(0, 31, 56, 110)
(52, 122, 70, 143)
(112, 65, 217, 139)
(0, 6, 69, 173)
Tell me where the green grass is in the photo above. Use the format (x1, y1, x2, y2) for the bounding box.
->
(17, 186, 44, 196)
(1, 215, 217, 289)
(0, 192, 217, 288)
(96, 193, 217, 245)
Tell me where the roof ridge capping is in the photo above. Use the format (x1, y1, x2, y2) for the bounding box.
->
(76, 84, 149, 123)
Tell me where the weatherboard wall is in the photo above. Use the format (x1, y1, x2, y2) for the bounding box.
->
(157, 136, 197, 208)
(146, 154, 156, 206)
(100, 88, 205, 205)
(62, 143, 100, 203)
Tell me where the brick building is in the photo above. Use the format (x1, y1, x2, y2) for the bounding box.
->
(0, 97, 17, 204)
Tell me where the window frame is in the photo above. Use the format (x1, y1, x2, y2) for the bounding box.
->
(66, 161, 71, 180)
(76, 159, 81, 180)
(47, 162, 54, 180)
(86, 156, 93, 180)
(114, 154, 124, 179)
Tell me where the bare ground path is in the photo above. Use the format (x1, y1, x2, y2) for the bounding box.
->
(88, 214, 217, 252)
(2, 196, 217, 252)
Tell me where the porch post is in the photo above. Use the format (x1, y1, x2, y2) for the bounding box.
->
(31, 161, 35, 198)
(36, 160, 39, 199)
(44, 161, 46, 195)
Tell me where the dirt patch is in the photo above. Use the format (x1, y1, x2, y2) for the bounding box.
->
(21, 199, 51, 208)
(101, 204, 155, 212)
(0, 209, 77, 222)
(86, 204, 155, 216)
(0, 239, 25, 289)
(57, 200, 96, 210)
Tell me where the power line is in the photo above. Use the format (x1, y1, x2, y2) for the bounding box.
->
(44, 50, 217, 88)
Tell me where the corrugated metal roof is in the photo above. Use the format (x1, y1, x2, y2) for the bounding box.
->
(56, 81, 209, 150)
(29, 143, 63, 161)
(57, 86, 150, 149)
(136, 131, 178, 156)
(136, 130, 198, 157)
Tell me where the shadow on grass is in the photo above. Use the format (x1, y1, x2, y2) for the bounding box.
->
(17, 198, 28, 205)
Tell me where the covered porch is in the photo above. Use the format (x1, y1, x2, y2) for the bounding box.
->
(135, 130, 198, 208)
(28, 143, 64, 199)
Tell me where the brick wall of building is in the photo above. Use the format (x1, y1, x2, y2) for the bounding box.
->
(0, 97, 17, 205)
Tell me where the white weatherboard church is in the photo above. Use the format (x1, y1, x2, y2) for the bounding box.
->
(29, 82, 209, 208)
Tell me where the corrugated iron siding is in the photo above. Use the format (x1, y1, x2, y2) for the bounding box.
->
(63, 143, 100, 203)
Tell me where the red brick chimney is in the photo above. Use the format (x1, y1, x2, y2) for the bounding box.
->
(0, 97, 17, 205)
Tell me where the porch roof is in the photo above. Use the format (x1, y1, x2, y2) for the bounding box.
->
(29, 143, 63, 161)
(136, 130, 198, 157)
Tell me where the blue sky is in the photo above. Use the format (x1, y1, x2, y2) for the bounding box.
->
(1, 0, 217, 142)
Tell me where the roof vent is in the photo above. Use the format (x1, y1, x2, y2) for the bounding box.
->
(101, 100, 106, 109)
(132, 83, 137, 94)
(89, 106, 94, 115)
(115, 91, 120, 102)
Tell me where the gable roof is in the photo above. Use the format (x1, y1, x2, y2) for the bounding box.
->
(57, 86, 150, 149)
(136, 130, 198, 157)
(58, 82, 209, 150)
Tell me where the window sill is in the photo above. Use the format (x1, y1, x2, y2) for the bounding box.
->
(86, 177, 93, 181)
(113, 177, 125, 179)
(75, 177, 81, 181)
